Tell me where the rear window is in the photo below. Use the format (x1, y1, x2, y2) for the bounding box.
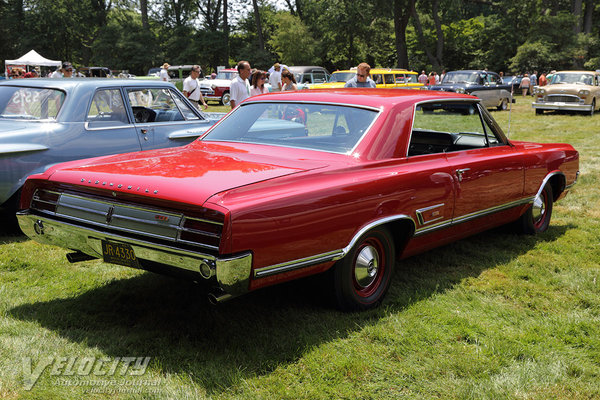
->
(0, 86, 65, 120)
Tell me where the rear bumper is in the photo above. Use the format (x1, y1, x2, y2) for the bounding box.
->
(532, 102, 592, 112)
(17, 211, 252, 296)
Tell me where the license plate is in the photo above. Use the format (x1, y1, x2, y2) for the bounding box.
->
(101, 240, 140, 268)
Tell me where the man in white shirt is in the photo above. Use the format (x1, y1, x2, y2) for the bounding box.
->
(183, 65, 208, 110)
(51, 62, 73, 78)
(269, 63, 282, 91)
(230, 61, 251, 110)
(159, 63, 170, 81)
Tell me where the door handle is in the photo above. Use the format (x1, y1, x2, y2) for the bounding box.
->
(456, 168, 470, 182)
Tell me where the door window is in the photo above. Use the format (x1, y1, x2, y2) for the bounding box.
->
(384, 74, 395, 84)
(127, 88, 186, 123)
(86, 89, 129, 128)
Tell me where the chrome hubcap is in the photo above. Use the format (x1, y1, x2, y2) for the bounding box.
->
(355, 245, 379, 288)
(532, 192, 546, 222)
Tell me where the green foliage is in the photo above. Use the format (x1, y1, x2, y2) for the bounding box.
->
(268, 13, 319, 66)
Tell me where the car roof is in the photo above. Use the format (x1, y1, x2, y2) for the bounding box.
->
(287, 66, 328, 73)
(0, 78, 176, 91)
(245, 88, 475, 109)
(555, 70, 599, 74)
(333, 68, 416, 74)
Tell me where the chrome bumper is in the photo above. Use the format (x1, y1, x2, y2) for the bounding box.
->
(17, 211, 252, 296)
(532, 102, 592, 112)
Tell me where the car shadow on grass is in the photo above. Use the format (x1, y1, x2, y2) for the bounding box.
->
(8, 223, 571, 394)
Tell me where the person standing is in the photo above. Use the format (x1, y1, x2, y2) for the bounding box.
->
(183, 65, 208, 110)
(282, 69, 298, 90)
(530, 71, 537, 96)
(230, 61, 251, 109)
(160, 63, 170, 82)
(418, 70, 428, 85)
(51, 62, 73, 78)
(519, 73, 531, 96)
(344, 63, 376, 88)
(269, 63, 283, 92)
(427, 72, 436, 86)
(538, 73, 547, 86)
(250, 70, 268, 96)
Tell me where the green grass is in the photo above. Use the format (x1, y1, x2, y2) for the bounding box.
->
(1, 96, 599, 399)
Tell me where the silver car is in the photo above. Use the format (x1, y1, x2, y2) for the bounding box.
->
(0, 79, 223, 228)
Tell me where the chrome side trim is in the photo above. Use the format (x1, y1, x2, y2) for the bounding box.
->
(254, 250, 344, 278)
(537, 171, 566, 198)
(565, 171, 579, 189)
(415, 203, 445, 225)
(448, 197, 532, 227)
(254, 215, 416, 279)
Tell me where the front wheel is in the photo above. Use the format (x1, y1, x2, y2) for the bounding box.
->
(221, 92, 231, 106)
(518, 183, 553, 234)
(535, 109, 544, 115)
(332, 226, 395, 311)
(589, 99, 595, 116)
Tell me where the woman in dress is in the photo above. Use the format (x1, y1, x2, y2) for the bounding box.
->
(281, 70, 298, 91)
(250, 70, 268, 97)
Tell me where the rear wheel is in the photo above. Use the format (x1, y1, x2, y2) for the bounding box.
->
(332, 226, 395, 311)
(497, 98, 508, 111)
(535, 109, 544, 115)
(518, 183, 553, 234)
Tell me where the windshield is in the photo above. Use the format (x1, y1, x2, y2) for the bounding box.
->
(0, 86, 65, 120)
(202, 102, 378, 154)
(216, 71, 238, 80)
(329, 72, 355, 83)
(442, 72, 479, 84)
(550, 73, 594, 85)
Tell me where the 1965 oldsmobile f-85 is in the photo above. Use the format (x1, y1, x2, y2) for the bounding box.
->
(16, 89, 579, 310)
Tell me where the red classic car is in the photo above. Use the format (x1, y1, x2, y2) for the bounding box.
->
(17, 89, 579, 311)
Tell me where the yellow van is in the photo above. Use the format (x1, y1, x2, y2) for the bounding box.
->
(310, 68, 423, 89)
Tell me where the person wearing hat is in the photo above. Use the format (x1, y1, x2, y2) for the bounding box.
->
(51, 62, 73, 78)
(269, 63, 282, 92)
(160, 63, 170, 82)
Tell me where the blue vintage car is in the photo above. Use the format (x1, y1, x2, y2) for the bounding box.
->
(426, 70, 512, 110)
(0, 78, 223, 225)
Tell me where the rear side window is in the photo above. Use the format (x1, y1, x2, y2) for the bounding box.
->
(86, 89, 129, 128)
(384, 74, 395, 84)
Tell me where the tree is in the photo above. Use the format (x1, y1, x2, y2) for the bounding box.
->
(394, 0, 415, 68)
(268, 12, 318, 65)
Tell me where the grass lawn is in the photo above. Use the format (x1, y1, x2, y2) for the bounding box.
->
(1, 95, 599, 399)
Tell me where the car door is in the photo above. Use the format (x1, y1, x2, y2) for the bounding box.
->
(63, 88, 141, 159)
(442, 103, 524, 224)
(125, 87, 209, 150)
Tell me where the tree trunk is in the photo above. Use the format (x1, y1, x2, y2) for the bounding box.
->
(252, 0, 264, 51)
(432, 0, 444, 68)
(394, 0, 414, 69)
(583, 0, 593, 34)
(572, 0, 582, 34)
(140, 0, 149, 30)
(223, 0, 229, 66)
(411, 6, 439, 70)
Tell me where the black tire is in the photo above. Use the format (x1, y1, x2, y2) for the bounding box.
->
(221, 92, 231, 106)
(497, 98, 508, 111)
(535, 109, 543, 115)
(518, 184, 553, 234)
(589, 99, 595, 116)
(333, 226, 395, 311)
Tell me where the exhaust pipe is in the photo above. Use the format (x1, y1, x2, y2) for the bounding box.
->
(207, 290, 235, 305)
(66, 252, 96, 263)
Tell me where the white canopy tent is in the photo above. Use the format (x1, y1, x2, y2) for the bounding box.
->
(4, 50, 61, 76)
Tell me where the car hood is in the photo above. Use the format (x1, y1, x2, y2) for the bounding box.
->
(200, 79, 231, 88)
(44, 141, 328, 206)
(543, 84, 592, 94)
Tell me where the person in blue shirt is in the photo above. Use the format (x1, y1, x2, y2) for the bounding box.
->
(344, 63, 376, 88)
